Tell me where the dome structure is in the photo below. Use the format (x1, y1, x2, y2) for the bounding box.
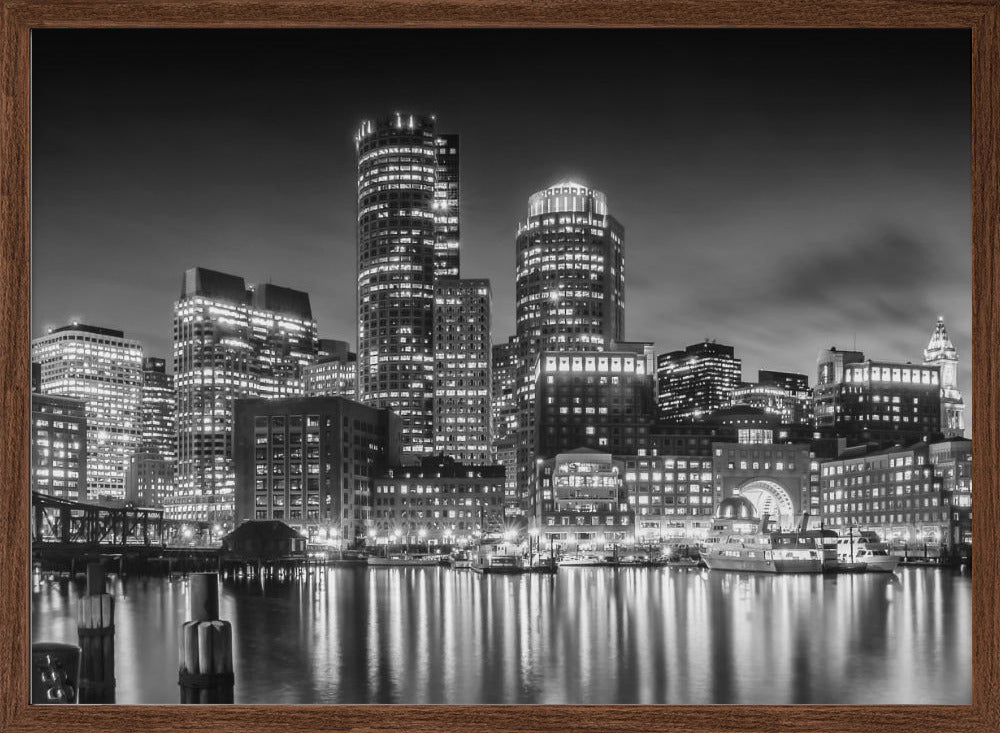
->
(715, 496, 758, 520)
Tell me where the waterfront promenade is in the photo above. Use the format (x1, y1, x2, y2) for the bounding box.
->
(32, 564, 971, 705)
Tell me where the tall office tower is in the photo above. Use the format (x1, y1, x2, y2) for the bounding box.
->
(513, 181, 625, 505)
(356, 113, 458, 454)
(32, 324, 143, 501)
(126, 357, 176, 507)
(491, 336, 518, 506)
(31, 392, 87, 501)
(303, 339, 357, 399)
(814, 347, 942, 449)
(434, 134, 460, 279)
(432, 278, 492, 463)
(656, 341, 742, 422)
(171, 267, 318, 524)
(923, 316, 965, 437)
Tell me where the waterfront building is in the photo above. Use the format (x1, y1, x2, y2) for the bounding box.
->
(30, 391, 87, 501)
(621, 453, 715, 543)
(533, 449, 631, 552)
(356, 113, 458, 455)
(491, 336, 519, 507)
(814, 347, 942, 449)
(923, 317, 966, 437)
(303, 339, 357, 399)
(125, 357, 176, 507)
(32, 323, 143, 501)
(513, 181, 626, 506)
(656, 341, 742, 422)
(233, 396, 401, 545)
(170, 267, 318, 525)
(712, 440, 814, 529)
(432, 278, 492, 463)
(732, 370, 813, 425)
(819, 439, 964, 548)
(372, 455, 504, 545)
(533, 350, 656, 461)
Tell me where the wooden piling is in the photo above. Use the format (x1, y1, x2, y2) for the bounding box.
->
(179, 573, 234, 704)
(77, 562, 115, 704)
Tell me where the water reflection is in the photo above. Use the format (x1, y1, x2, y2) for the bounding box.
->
(31, 566, 971, 705)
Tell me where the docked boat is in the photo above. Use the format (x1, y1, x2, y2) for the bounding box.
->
(470, 550, 524, 574)
(836, 530, 900, 573)
(701, 500, 824, 574)
(557, 554, 611, 567)
(447, 550, 472, 569)
(367, 553, 441, 567)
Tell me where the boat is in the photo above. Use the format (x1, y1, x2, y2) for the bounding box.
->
(447, 550, 472, 569)
(836, 529, 900, 573)
(367, 553, 441, 567)
(470, 547, 524, 574)
(701, 503, 824, 574)
(557, 554, 611, 567)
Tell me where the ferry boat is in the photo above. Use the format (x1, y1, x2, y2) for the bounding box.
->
(367, 553, 441, 567)
(836, 530, 899, 573)
(701, 500, 824, 574)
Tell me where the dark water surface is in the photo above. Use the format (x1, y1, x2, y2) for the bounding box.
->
(32, 565, 971, 704)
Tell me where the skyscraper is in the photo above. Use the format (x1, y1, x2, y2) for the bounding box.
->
(126, 357, 176, 507)
(432, 278, 491, 463)
(170, 267, 317, 524)
(513, 181, 626, 506)
(303, 339, 357, 399)
(32, 324, 143, 501)
(491, 336, 519, 504)
(656, 341, 742, 422)
(923, 316, 965, 437)
(355, 113, 458, 454)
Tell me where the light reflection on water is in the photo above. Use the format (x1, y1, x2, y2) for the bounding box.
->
(31, 566, 971, 705)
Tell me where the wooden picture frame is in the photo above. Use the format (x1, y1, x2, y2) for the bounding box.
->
(2, 1, 997, 730)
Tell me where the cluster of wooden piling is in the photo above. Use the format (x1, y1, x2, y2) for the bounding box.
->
(178, 573, 234, 704)
(76, 563, 115, 704)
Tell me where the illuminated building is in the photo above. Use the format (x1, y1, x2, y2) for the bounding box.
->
(819, 439, 968, 550)
(491, 336, 518, 505)
(656, 340, 742, 422)
(622, 454, 715, 541)
(31, 392, 87, 501)
(513, 181, 625, 505)
(731, 370, 813, 425)
(170, 267, 318, 525)
(125, 357, 176, 507)
(355, 113, 458, 455)
(32, 324, 143, 501)
(303, 339, 357, 399)
(712, 441, 814, 528)
(534, 450, 631, 552)
(923, 317, 965, 437)
(373, 455, 504, 545)
(814, 347, 941, 449)
(432, 278, 492, 463)
(233, 396, 400, 545)
(533, 350, 655, 460)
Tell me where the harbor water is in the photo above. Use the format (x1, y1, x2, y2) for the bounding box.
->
(31, 565, 971, 705)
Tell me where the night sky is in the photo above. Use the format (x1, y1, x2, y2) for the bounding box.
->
(31, 29, 971, 420)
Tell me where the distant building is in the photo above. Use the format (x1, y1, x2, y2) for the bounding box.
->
(711, 441, 814, 529)
(373, 455, 505, 545)
(533, 450, 631, 552)
(621, 453, 716, 542)
(355, 113, 458, 455)
(31, 392, 87, 501)
(32, 323, 143, 501)
(125, 357, 176, 507)
(171, 267, 318, 525)
(819, 439, 967, 548)
(233, 396, 400, 545)
(533, 350, 656, 460)
(923, 317, 965, 437)
(303, 339, 357, 399)
(814, 347, 941, 449)
(732, 370, 813, 425)
(656, 341, 742, 422)
(491, 336, 519, 507)
(432, 278, 492, 463)
(513, 181, 625, 509)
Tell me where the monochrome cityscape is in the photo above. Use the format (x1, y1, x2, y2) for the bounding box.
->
(30, 29, 972, 706)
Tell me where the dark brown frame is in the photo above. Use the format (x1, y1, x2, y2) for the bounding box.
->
(2, 1, 997, 731)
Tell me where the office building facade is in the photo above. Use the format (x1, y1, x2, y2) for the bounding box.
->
(656, 341, 742, 422)
(125, 357, 176, 507)
(233, 396, 401, 544)
(30, 392, 87, 501)
(303, 339, 357, 399)
(32, 324, 143, 501)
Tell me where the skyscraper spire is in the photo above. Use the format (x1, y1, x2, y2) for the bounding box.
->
(924, 315, 958, 362)
(922, 315, 964, 437)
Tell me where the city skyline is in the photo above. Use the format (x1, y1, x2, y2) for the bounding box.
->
(31, 29, 970, 405)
